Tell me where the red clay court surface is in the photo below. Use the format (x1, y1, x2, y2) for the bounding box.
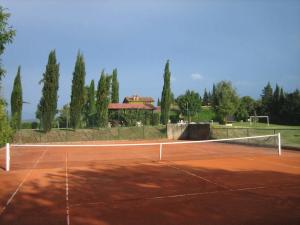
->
(0, 140, 300, 225)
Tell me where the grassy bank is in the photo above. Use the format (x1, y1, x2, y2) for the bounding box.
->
(12, 125, 167, 144)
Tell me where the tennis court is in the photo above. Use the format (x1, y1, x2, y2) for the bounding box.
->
(0, 135, 300, 225)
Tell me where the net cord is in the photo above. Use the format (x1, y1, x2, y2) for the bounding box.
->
(4, 133, 281, 172)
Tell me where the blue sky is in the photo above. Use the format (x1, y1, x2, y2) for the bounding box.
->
(1, 0, 300, 119)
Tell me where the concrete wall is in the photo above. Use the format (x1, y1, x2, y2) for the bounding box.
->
(167, 123, 210, 140)
(188, 124, 210, 140)
(167, 124, 188, 140)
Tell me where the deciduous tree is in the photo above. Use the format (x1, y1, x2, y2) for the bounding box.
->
(213, 81, 239, 124)
(0, 6, 15, 144)
(176, 90, 202, 122)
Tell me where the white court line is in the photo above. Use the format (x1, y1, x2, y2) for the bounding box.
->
(65, 151, 70, 225)
(245, 157, 300, 169)
(164, 162, 231, 190)
(69, 185, 268, 208)
(0, 149, 48, 216)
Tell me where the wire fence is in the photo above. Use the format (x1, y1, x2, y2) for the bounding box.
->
(11, 125, 300, 149)
(12, 125, 167, 144)
(5, 133, 280, 171)
(210, 127, 300, 149)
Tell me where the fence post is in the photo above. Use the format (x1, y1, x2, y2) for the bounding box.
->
(159, 143, 163, 160)
(278, 133, 282, 156)
(6, 143, 10, 172)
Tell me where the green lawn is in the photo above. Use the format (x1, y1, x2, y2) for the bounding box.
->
(224, 122, 300, 129)
(211, 122, 300, 149)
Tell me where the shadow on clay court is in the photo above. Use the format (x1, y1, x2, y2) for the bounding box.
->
(0, 161, 300, 225)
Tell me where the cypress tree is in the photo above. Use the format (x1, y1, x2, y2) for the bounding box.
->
(87, 80, 96, 126)
(106, 74, 112, 100)
(82, 86, 89, 127)
(37, 50, 60, 132)
(111, 68, 119, 103)
(208, 91, 212, 105)
(203, 88, 209, 106)
(261, 82, 273, 115)
(170, 92, 175, 105)
(160, 60, 171, 125)
(96, 70, 109, 127)
(211, 84, 217, 109)
(10, 66, 23, 129)
(70, 52, 86, 129)
(279, 87, 285, 106)
(157, 98, 161, 106)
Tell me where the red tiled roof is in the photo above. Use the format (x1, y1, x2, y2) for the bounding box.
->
(109, 103, 155, 110)
(123, 95, 154, 103)
(154, 106, 161, 112)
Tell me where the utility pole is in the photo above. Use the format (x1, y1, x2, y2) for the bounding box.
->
(186, 102, 190, 123)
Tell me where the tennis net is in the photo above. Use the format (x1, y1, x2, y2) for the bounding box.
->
(1, 133, 281, 171)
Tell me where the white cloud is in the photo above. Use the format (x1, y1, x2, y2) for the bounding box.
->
(191, 73, 204, 81)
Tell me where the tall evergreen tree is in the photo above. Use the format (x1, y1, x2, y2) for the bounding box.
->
(207, 91, 212, 105)
(82, 85, 89, 127)
(96, 70, 109, 127)
(83, 80, 97, 127)
(160, 60, 171, 125)
(70, 52, 86, 129)
(111, 68, 119, 103)
(261, 82, 273, 115)
(10, 66, 23, 129)
(279, 87, 285, 107)
(279, 87, 285, 100)
(106, 74, 112, 101)
(281, 89, 300, 124)
(157, 98, 161, 106)
(211, 84, 217, 107)
(170, 92, 175, 105)
(271, 84, 281, 122)
(203, 88, 209, 106)
(87, 80, 96, 126)
(37, 50, 60, 132)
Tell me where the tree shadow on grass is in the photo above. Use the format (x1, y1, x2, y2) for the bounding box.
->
(0, 162, 300, 225)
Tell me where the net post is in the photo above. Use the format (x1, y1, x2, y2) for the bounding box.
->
(278, 133, 282, 156)
(159, 143, 162, 160)
(6, 143, 10, 171)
